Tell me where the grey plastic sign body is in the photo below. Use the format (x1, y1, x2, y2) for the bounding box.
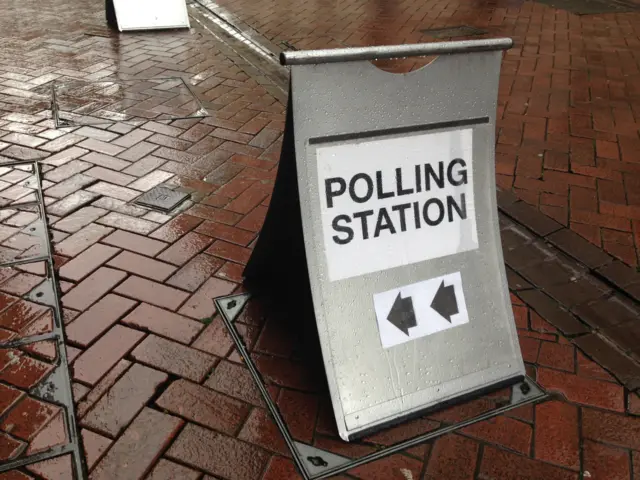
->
(288, 41, 525, 441)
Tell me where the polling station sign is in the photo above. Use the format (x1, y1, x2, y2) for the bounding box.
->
(245, 39, 526, 441)
(317, 128, 477, 281)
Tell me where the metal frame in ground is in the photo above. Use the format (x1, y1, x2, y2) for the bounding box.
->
(0, 159, 86, 478)
(50, 77, 210, 128)
(216, 292, 550, 480)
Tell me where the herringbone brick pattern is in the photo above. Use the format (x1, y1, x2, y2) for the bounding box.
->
(0, 0, 638, 479)
(51, 78, 208, 125)
(218, 293, 640, 480)
(207, 0, 640, 266)
(0, 0, 285, 477)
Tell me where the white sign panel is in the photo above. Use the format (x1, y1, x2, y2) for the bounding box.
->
(113, 0, 190, 32)
(316, 128, 478, 282)
(373, 272, 469, 349)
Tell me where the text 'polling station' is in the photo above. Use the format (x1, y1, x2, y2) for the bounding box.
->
(324, 158, 470, 245)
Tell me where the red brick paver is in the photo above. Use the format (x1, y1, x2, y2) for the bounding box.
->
(206, 0, 640, 267)
(0, 0, 638, 478)
(90, 408, 183, 480)
(81, 364, 168, 437)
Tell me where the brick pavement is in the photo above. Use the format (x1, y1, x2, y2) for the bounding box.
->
(0, 0, 638, 479)
(197, 0, 640, 267)
(212, 288, 639, 480)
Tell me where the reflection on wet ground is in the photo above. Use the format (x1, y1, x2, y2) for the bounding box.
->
(51, 78, 210, 128)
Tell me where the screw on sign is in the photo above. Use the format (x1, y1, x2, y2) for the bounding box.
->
(307, 456, 328, 467)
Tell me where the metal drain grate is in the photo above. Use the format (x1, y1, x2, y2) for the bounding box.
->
(133, 186, 189, 213)
(420, 25, 488, 38)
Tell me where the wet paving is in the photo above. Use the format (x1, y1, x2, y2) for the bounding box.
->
(0, 0, 638, 478)
(197, 0, 640, 266)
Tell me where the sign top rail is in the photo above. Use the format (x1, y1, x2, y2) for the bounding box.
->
(280, 38, 514, 66)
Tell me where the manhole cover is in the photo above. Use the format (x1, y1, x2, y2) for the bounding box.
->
(420, 25, 488, 38)
(133, 186, 189, 212)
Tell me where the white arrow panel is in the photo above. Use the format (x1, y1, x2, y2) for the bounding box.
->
(373, 271, 469, 349)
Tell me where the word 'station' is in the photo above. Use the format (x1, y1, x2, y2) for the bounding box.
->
(316, 128, 478, 282)
(373, 271, 469, 349)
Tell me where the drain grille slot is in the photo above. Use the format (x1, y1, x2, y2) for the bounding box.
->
(420, 25, 488, 38)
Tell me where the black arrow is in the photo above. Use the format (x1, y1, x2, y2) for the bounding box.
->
(387, 292, 417, 336)
(430, 281, 458, 322)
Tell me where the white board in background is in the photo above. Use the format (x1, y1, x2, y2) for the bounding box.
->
(113, 0, 191, 32)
